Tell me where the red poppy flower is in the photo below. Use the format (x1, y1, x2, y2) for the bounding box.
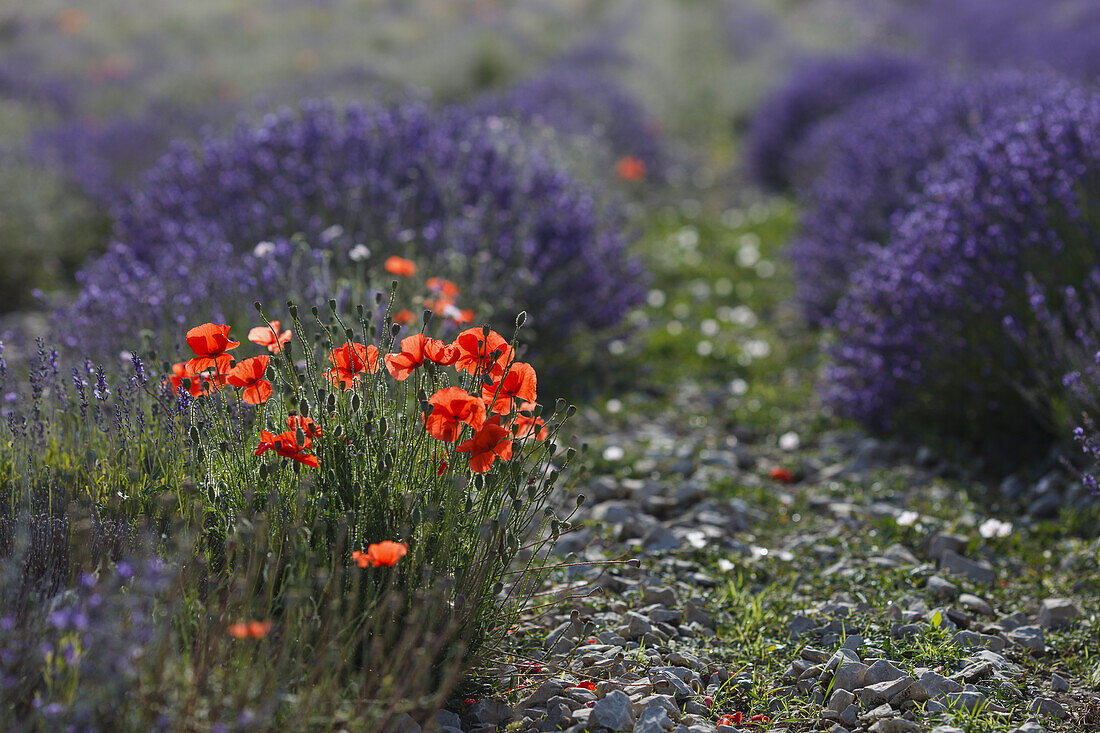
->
(513, 401, 549, 440)
(352, 541, 408, 567)
(424, 387, 487, 441)
(717, 713, 743, 727)
(254, 430, 318, 468)
(438, 457, 447, 476)
(453, 327, 514, 379)
(248, 321, 292, 354)
(426, 277, 460, 297)
(384, 333, 428, 381)
(384, 256, 416, 277)
(323, 342, 379, 390)
(286, 415, 322, 438)
(228, 619, 271, 639)
(615, 155, 647, 182)
(167, 362, 207, 398)
(185, 323, 239, 374)
(575, 681, 597, 692)
(457, 418, 514, 473)
(225, 355, 273, 405)
(424, 337, 458, 366)
(393, 309, 415, 324)
(482, 361, 537, 414)
(768, 466, 795, 483)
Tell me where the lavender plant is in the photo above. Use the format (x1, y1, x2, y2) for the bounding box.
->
(788, 72, 1056, 325)
(63, 99, 645, 367)
(823, 78, 1100, 449)
(743, 51, 928, 192)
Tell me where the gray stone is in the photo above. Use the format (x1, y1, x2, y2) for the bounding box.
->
(467, 699, 512, 725)
(916, 669, 962, 698)
(840, 704, 859, 726)
(926, 533, 968, 561)
(1007, 625, 1045, 654)
(927, 575, 960, 600)
(1028, 696, 1068, 720)
(832, 659, 868, 691)
(930, 727, 965, 733)
(591, 690, 636, 731)
(953, 630, 1005, 652)
(841, 634, 864, 651)
(869, 720, 922, 733)
(957, 593, 993, 616)
(828, 688, 856, 712)
(941, 550, 995, 584)
(518, 679, 568, 710)
(1038, 598, 1081, 629)
(634, 705, 675, 733)
(1050, 672, 1070, 693)
(863, 660, 906, 686)
(430, 710, 462, 730)
(1011, 723, 1047, 733)
(788, 614, 816, 639)
(858, 677, 913, 707)
(633, 695, 679, 721)
(642, 525, 680, 552)
(943, 690, 987, 712)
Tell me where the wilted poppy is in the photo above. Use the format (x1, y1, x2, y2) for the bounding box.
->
(457, 418, 514, 473)
(248, 321, 292, 354)
(185, 323, 239, 374)
(615, 156, 647, 182)
(352, 541, 408, 567)
(254, 430, 318, 468)
(225, 355, 273, 405)
(424, 387, 487, 441)
(228, 619, 271, 639)
(286, 414, 322, 438)
(482, 361, 537, 414)
(384, 333, 428, 381)
(513, 401, 549, 440)
(453, 327, 514, 379)
(384, 256, 416, 277)
(324, 342, 379, 390)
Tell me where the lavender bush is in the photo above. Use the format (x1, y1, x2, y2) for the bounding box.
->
(823, 78, 1100, 448)
(468, 63, 666, 182)
(64, 99, 644, 365)
(743, 51, 928, 192)
(788, 72, 1055, 325)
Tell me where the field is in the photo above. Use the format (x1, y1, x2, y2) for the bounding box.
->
(0, 2, 1098, 732)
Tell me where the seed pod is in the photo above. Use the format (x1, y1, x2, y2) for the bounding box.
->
(344, 327, 354, 340)
(390, 322, 401, 337)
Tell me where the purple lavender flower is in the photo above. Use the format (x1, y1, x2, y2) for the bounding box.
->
(744, 51, 929, 191)
(63, 99, 645, 362)
(823, 77, 1100, 447)
(788, 72, 1057, 324)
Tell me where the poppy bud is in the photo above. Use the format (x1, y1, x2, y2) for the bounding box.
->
(423, 309, 432, 327)
(219, 441, 230, 454)
(473, 474, 485, 491)
(550, 520, 560, 537)
(390, 322, 401, 337)
(253, 301, 263, 314)
(421, 402, 433, 416)
(493, 581, 504, 594)
(482, 325, 491, 338)
(391, 279, 398, 291)
(333, 424, 343, 438)
(350, 393, 361, 412)
(566, 405, 577, 418)
(325, 392, 336, 413)
(566, 447, 577, 460)
(258, 463, 269, 480)
(526, 483, 537, 500)
(378, 417, 387, 436)
(299, 400, 310, 417)
(329, 299, 338, 313)
(344, 328, 354, 340)
(575, 494, 586, 507)
(195, 445, 205, 461)
(516, 311, 526, 327)
(296, 427, 306, 445)
(554, 398, 566, 413)
(189, 425, 201, 444)
(288, 303, 298, 318)
(311, 305, 319, 317)
(375, 292, 384, 306)
(512, 499, 523, 514)
(356, 304, 364, 318)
